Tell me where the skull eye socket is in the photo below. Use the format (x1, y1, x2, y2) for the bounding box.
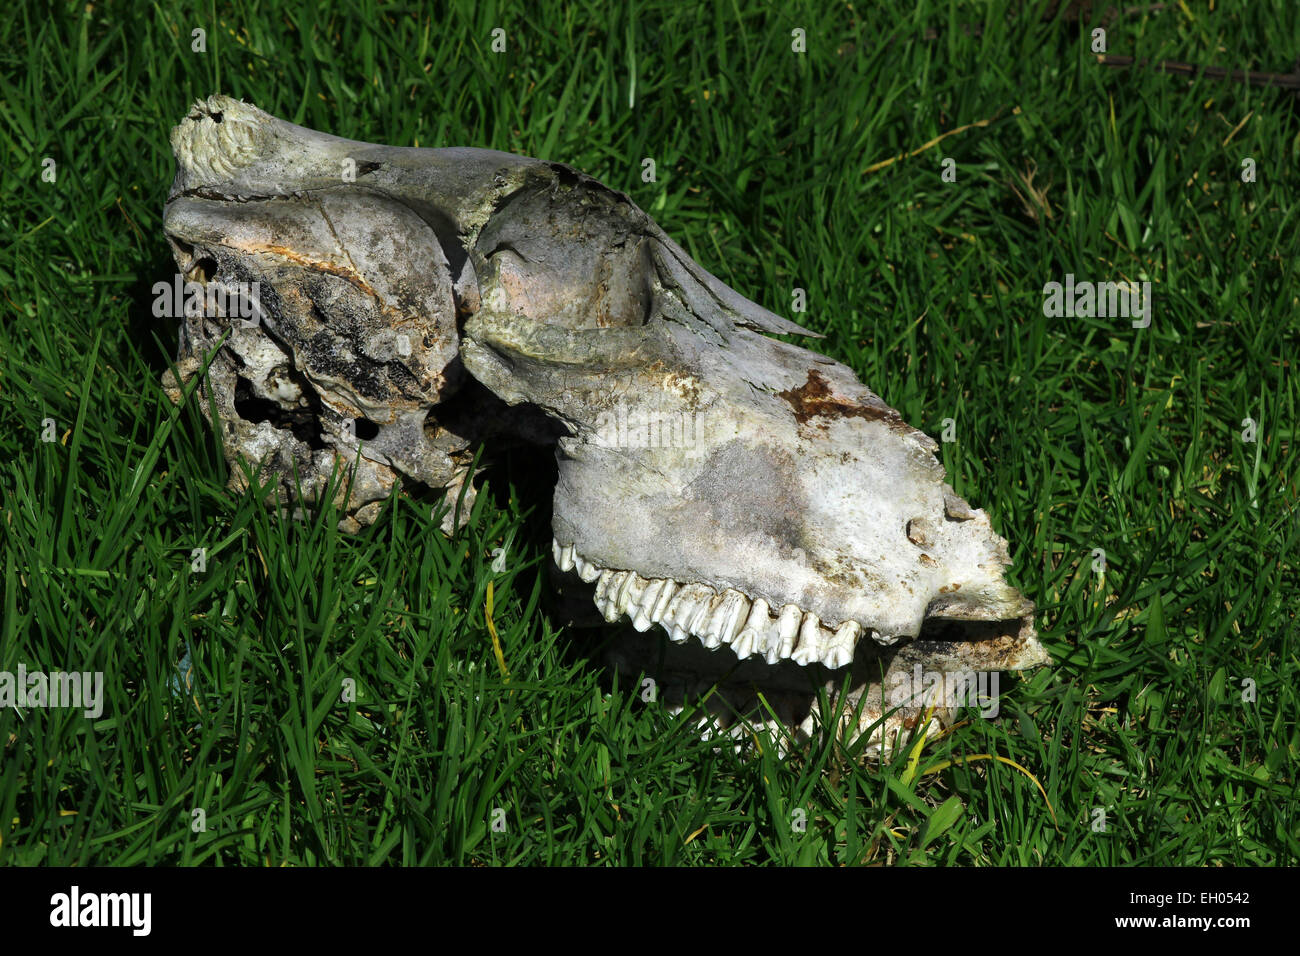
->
(188, 256, 219, 284)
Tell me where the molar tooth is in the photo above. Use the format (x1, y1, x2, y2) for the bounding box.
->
(594, 569, 616, 606)
(775, 604, 802, 660)
(669, 624, 690, 645)
(735, 599, 770, 660)
(762, 622, 783, 665)
(663, 589, 691, 628)
(815, 622, 838, 667)
(742, 598, 770, 633)
(699, 595, 728, 647)
(553, 540, 576, 572)
(716, 590, 750, 647)
(618, 573, 648, 618)
(691, 591, 724, 646)
(667, 584, 712, 630)
(825, 620, 862, 669)
(825, 646, 851, 669)
(648, 580, 677, 622)
(792, 612, 822, 666)
(633, 579, 666, 631)
(576, 557, 602, 583)
(601, 571, 631, 622)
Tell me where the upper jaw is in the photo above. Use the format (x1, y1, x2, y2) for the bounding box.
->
(552, 537, 1046, 672)
(465, 309, 1042, 670)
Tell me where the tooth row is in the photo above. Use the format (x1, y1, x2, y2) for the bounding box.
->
(553, 538, 867, 669)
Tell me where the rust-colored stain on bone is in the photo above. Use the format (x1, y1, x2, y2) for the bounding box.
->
(778, 368, 907, 433)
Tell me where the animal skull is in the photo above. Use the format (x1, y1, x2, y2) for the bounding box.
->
(161, 94, 1048, 752)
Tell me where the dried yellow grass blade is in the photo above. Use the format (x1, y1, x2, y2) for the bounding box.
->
(923, 754, 1058, 826)
(485, 580, 510, 681)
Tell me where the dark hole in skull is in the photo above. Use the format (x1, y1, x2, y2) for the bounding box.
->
(352, 418, 379, 440)
(189, 256, 219, 284)
(233, 375, 327, 449)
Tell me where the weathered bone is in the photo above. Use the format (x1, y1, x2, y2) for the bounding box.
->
(161, 94, 1049, 753)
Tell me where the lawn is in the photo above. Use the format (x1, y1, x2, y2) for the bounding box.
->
(0, 0, 1296, 865)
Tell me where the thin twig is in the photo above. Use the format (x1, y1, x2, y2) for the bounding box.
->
(1097, 54, 1300, 92)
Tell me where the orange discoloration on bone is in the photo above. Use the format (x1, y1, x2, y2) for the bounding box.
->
(778, 368, 911, 434)
(236, 241, 392, 309)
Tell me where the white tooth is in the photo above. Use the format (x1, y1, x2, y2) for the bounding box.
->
(617, 573, 647, 616)
(670, 624, 690, 644)
(552, 539, 563, 566)
(688, 590, 720, 640)
(792, 612, 822, 665)
(700, 593, 732, 647)
(775, 605, 802, 660)
(742, 598, 770, 632)
(824, 620, 861, 669)
(667, 584, 712, 629)
(763, 627, 782, 665)
(601, 571, 631, 622)
(648, 580, 677, 622)
(594, 569, 616, 605)
(715, 590, 750, 647)
(633, 579, 665, 631)
(554, 541, 576, 572)
(639, 578, 666, 611)
(577, 557, 602, 583)
(736, 600, 769, 660)
(663, 589, 690, 628)
(613, 572, 634, 613)
(592, 585, 612, 620)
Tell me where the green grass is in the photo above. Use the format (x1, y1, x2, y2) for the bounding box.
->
(1, 0, 1297, 865)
